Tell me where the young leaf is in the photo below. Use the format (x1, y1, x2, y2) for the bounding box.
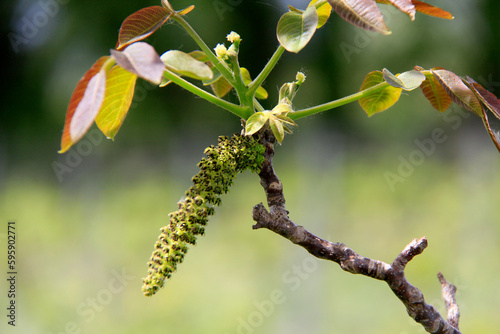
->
(375, 0, 415, 20)
(240, 68, 268, 100)
(466, 78, 500, 151)
(111, 42, 165, 85)
(202, 67, 222, 86)
(95, 66, 138, 139)
(328, 0, 391, 35)
(188, 50, 210, 63)
(245, 112, 269, 136)
(411, 0, 453, 20)
(482, 109, 500, 152)
(382, 68, 425, 91)
(359, 70, 402, 116)
(210, 76, 233, 98)
(161, 50, 213, 81)
(466, 78, 500, 119)
(177, 5, 195, 16)
(161, 0, 174, 11)
(269, 117, 285, 144)
(69, 69, 107, 145)
(277, 5, 319, 53)
(419, 70, 452, 112)
(308, 0, 333, 28)
(116, 6, 173, 51)
(431, 69, 483, 117)
(59, 56, 111, 153)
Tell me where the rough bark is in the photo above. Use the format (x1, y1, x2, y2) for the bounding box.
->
(251, 130, 461, 334)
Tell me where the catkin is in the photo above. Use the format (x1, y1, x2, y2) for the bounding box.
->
(142, 134, 264, 296)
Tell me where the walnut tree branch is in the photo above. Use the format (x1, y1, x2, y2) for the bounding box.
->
(251, 131, 461, 334)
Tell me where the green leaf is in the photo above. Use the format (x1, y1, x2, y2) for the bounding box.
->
(115, 6, 173, 51)
(161, 50, 213, 81)
(95, 66, 138, 139)
(431, 69, 483, 117)
(419, 68, 452, 112)
(188, 50, 210, 63)
(60, 56, 111, 153)
(269, 117, 285, 144)
(177, 5, 195, 16)
(277, 5, 319, 53)
(359, 71, 402, 116)
(210, 76, 233, 98)
(328, 0, 391, 35)
(245, 112, 269, 136)
(308, 0, 333, 28)
(240, 68, 268, 100)
(111, 42, 165, 85)
(202, 67, 222, 86)
(382, 68, 425, 91)
(375, 0, 415, 20)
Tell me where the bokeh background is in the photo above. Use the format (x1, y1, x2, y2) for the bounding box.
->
(1, 0, 499, 333)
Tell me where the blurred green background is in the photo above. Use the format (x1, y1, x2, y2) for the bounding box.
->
(1, 0, 499, 333)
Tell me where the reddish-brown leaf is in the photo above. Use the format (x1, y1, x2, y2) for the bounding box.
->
(466, 78, 500, 152)
(466, 77, 500, 119)
(419, 69, 452, 112)
(111, 42, 165, 85)
(431, 69, 483, 117)
(116, 6, 173, 51)
(328, 0, 391, 35)
(59, 56, 110, 153)
(69, 70, 107, 144)
(482, 110, 500, 152)
(375, 0, 415, 20)
(411, 0, 453, 19)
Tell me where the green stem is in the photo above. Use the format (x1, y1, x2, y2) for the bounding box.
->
(253, 98, 265, 112)
(247, 45, 286, 100)
(171, 14, 234, 85)
(162, 69, 251, 119)
(229, 54, 252, 108)
(290, 82, 389, 120)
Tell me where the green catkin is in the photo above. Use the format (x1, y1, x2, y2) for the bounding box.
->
(142, 134, 265, 296)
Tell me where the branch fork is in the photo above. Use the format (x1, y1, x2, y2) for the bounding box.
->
(251, 131, 461, 334)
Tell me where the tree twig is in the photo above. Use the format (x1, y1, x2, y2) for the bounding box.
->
(251, 130, 461, 334)
(438, 272, 461, 329)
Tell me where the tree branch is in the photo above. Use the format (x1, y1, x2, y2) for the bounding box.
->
(251, 131, 461, 334)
